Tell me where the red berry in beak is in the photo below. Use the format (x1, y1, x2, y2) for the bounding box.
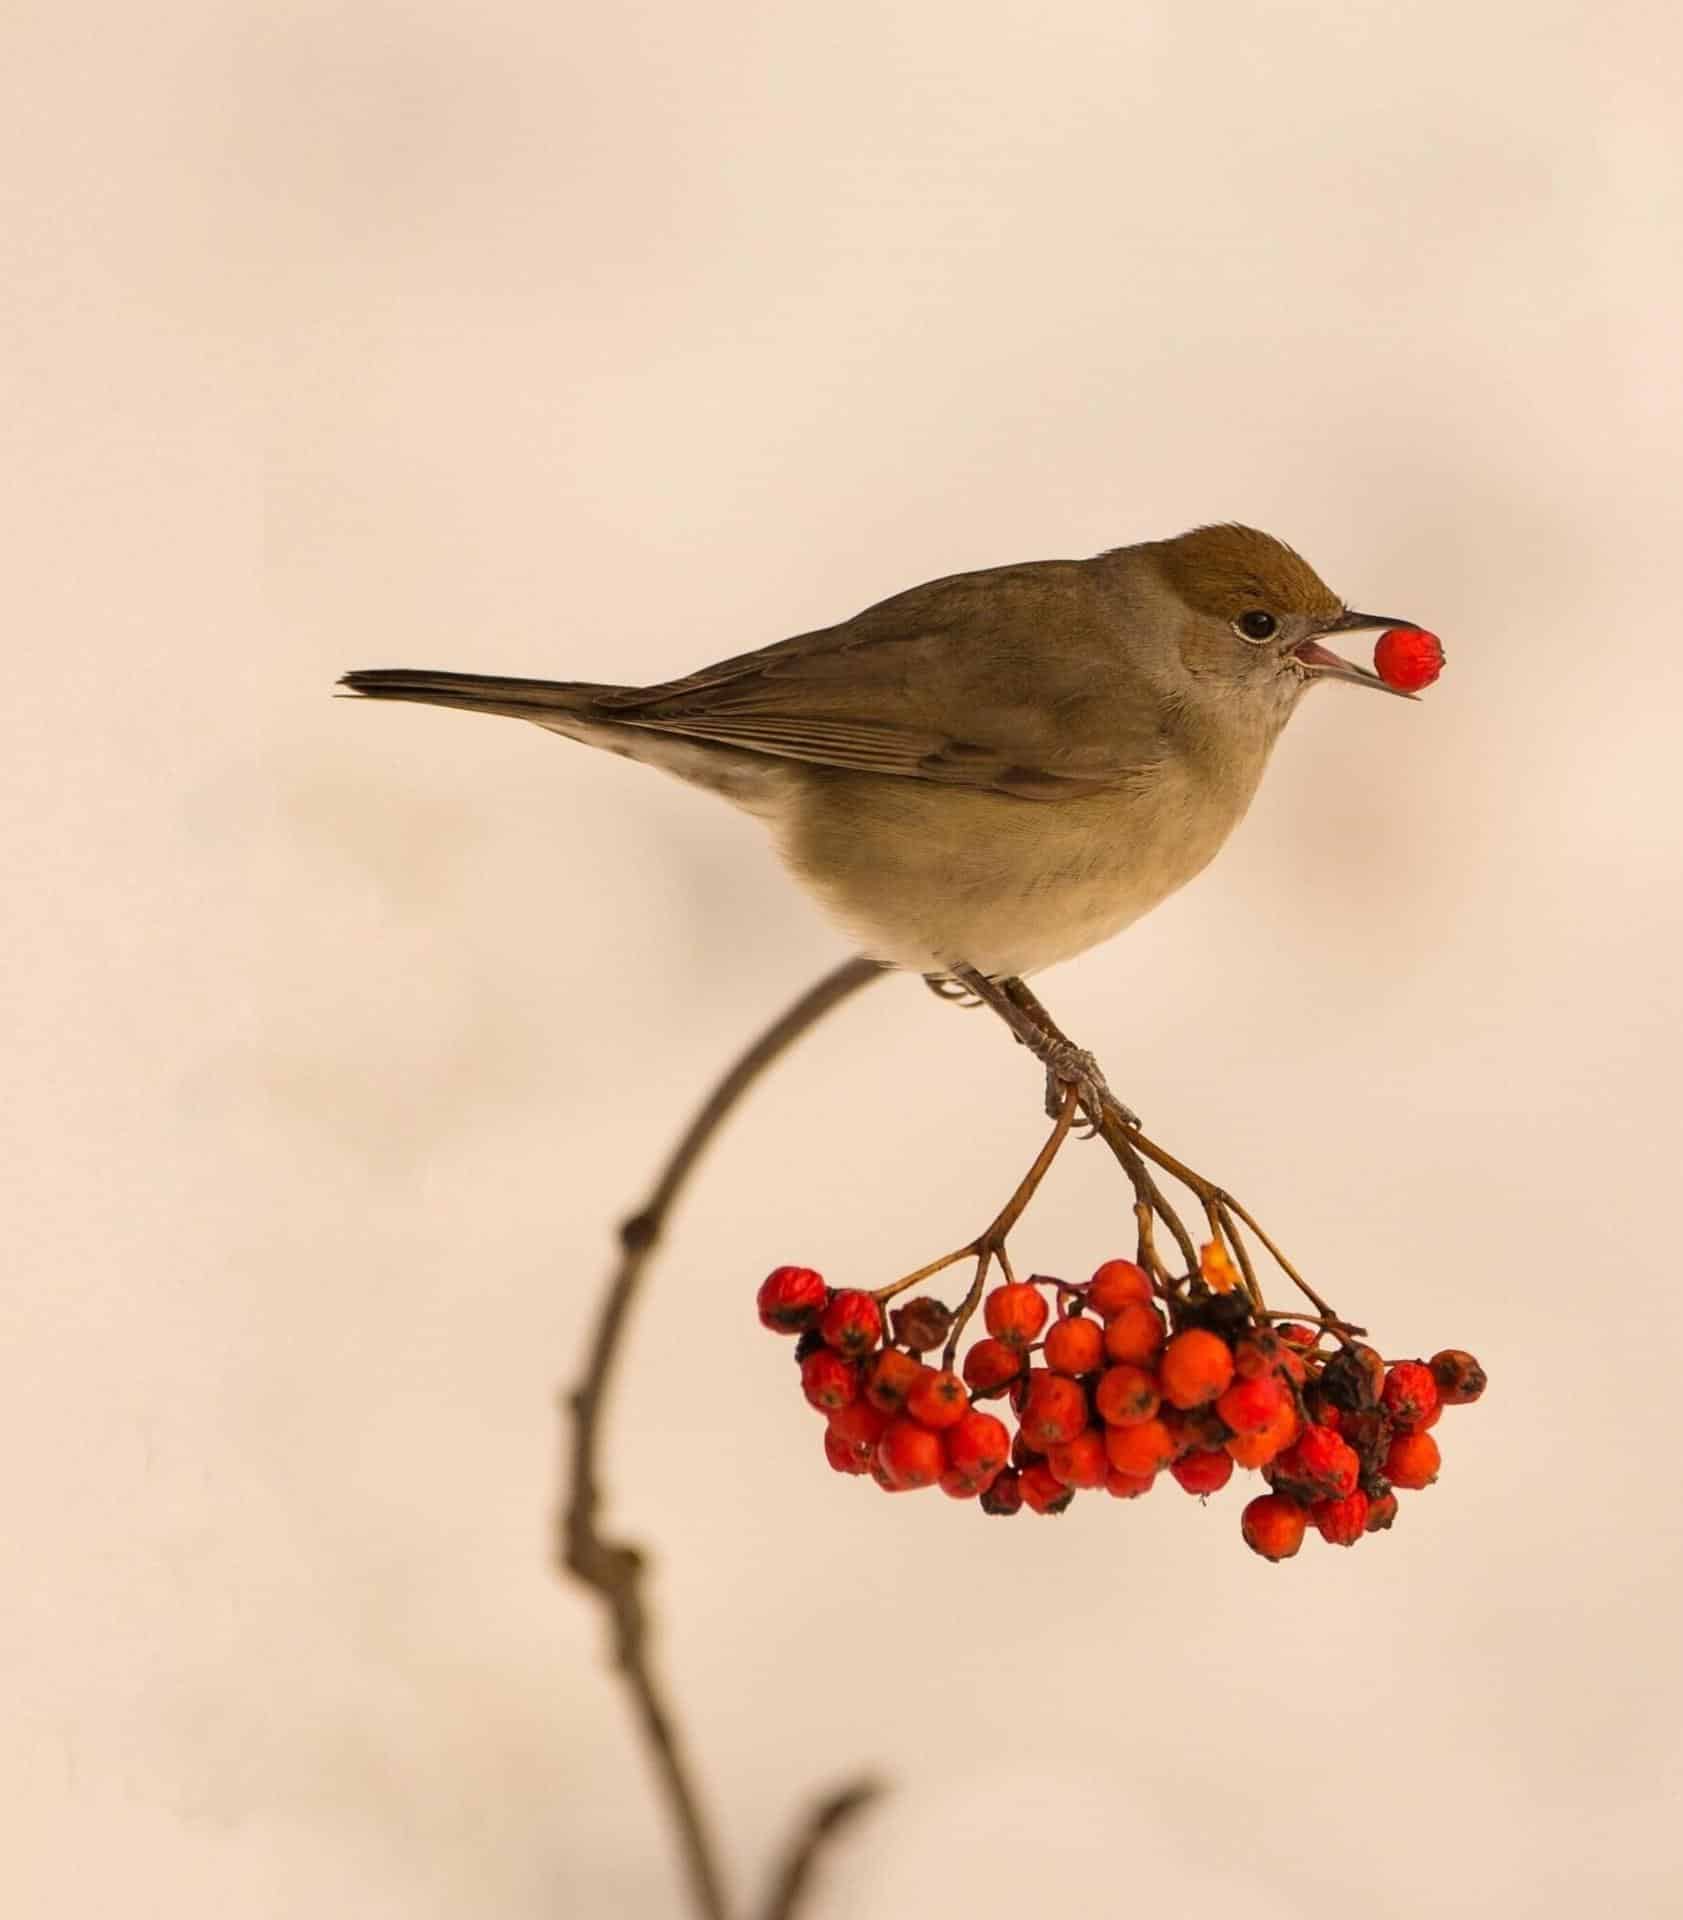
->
(1373, 626, 1444, 692)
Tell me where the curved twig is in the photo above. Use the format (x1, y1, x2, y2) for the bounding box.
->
(560, 954, 885, 1920)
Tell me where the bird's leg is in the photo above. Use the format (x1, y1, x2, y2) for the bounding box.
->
(923, 972, 982, 1009)
(948, 966, 1139, 1132)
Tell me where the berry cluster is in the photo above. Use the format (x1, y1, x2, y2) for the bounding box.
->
(756, 1260, 1485, 1559)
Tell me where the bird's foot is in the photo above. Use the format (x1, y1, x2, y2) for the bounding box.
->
(1042, 1044, 1138, 1132)
(925, 973, 982, 1009)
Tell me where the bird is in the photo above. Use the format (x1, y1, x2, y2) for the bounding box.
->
(341, 523, 1422, 1120)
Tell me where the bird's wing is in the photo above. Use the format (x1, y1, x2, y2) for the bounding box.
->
(589, 559, 1174, 800)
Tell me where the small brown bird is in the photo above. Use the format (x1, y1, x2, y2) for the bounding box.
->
(343, 523, 1421, 1114)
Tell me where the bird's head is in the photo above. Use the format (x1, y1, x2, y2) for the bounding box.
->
(1148, 523, 1419, 725)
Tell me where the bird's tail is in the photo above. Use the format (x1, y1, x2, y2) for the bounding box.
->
(337, 668, 622, 721)
(338, 666, 789, 815)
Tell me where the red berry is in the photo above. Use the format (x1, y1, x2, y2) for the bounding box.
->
(979, 1468, 1024, 1515)
(1048, 1429, 1109, 1490)
(824, 1427, 871, 1475)
(1384, 1430, 1441, 1490)
(889, 1295, 952, 1353)
(826, 1398, 890, 1453)
(939, 1465, 986, 1498)
(1160, 1328, 1235, 1408)
(863, 1348, 924, 1413)
(1020, 1461, 1076, 1515)
(1241, 1493, 1308, 1561)
(962, 1337, 1023, 1394)
(1102, 1299, 1167, 1366)
(1311, 1490, 1370, 1546)
(1169, 1448, 1234, 1497)
(1044, 1315, 1105, 1375)
(757, 1266, 829, 1334)
(1373, 626, 1445, 693)
(1104, 1466, 1157, 1499)
(818, 1289, 883, 1359)
(1272, 1425, 1360, 1501)
(1103, 1416, 1176, 1477)
(1382, 1362, 1441, 1431)
(1216, 1373, 1287, 1436)
(800, 1349, 858, 1412)
(1225, 1398, 1299, 1469)
(1365, 1488, 1400, 1532)
(1277, 1322, 1317, 1350)
(984, 1282, 1049, 1350)
(875, 1419, 945, 1490)
(1095, 1363, 1161, 1427)
(946, 1408, 1010, 1482)
(1087, 1259, 1153, 1318)
(1430, 1349, 1487, 1405)
(906, 1367, 968, 1430)
(1018, 1371, 1089, 1449)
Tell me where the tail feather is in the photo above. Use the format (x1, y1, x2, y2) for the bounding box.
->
(338, 666, 791, 815)
(337, 668, 617, 720)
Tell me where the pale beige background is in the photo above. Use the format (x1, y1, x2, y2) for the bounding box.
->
(4, 3, 1680, 1916)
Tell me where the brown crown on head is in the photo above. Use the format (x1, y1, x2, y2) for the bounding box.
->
(1152, 523, 1343, 623)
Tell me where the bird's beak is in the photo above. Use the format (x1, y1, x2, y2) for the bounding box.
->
(1293, 609, 1420, 700)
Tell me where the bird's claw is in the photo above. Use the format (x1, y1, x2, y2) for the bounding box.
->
(1043, 1047, 1139, 1133)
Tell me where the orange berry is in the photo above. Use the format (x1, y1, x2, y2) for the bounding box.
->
(1047, 1428, 1108, 1490)
(1382, 1362, 1441, 1431)
(1216, 1373, 1287, 1435)
(1087, 1259, 1153, 1318)
(1020, 1461, 1075, 1515)
(863, 1348, 924, 1413)
(818, 1289, 882, 1359)
(1169, 1448, 1234, 1496)
(1103, 1466, 1157, 1499)
(1241, 1492, 1308, 1561)
(1044, 1315, 1105, 1375)
(962, 1337, 1023, 1394)
(946, 1408, 1009, 1482)
(1102, 1299, 1167, 1366)
(1160, 1328, 1235, 1408)
(1225, 1397, 1299, 1468)
(1384, 1429, 1441, 1490)
(875, 1419, 945, 1490)
(800, 1349, 858, 1412)
(1311, 1491, 1369, 1545)
(1430, 1349, 1487, 1405)
(1018, 1371, 1089, 1449)
(1095, 1363, 1161, 1427)
(1103, 1416, 1176, 1477)
(983, 1282, 1049, 1350)
(757, 1266, 829, 1334)
(906, 1367, 968, 1430)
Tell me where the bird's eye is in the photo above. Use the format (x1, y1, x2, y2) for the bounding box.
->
(1236, 609, 1278, 641)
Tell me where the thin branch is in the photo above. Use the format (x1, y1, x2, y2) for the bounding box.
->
(560, 954, 885, 1920)
(759, 1779, 885, 1920)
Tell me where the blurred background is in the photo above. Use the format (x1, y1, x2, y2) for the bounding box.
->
(5, 2, 1680, 1914)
